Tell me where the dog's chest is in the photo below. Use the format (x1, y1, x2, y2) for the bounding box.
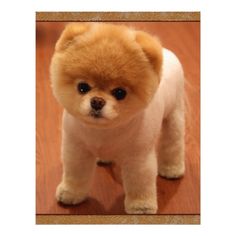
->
(80, 129, 129, 159)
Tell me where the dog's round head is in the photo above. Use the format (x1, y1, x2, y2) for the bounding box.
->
(50, 23, 163, 128)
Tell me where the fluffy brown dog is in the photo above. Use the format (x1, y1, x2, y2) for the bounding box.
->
(50, 23, 185, 214)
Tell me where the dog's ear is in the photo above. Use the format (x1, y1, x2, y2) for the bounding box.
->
(55, 23, 90, 51)
(135, 31, 163, 76)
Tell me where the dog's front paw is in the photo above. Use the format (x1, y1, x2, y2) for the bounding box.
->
(125, 197, 158, 214)
(56, 182, 87, 205)
(158, 163, 185, 179)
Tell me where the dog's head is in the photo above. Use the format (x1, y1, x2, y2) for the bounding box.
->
(50, 23, 163, 128)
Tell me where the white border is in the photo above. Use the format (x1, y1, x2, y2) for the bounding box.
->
(1, 0, 236, 235)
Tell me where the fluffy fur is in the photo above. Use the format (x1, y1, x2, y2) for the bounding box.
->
(50, 23, 185, 214)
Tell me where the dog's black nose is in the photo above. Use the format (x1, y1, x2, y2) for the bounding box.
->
(90, 97, 106, 111)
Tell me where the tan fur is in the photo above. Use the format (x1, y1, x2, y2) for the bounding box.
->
(50, 23, 185, 214)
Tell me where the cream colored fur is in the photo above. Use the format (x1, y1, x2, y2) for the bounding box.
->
(55, 48, 185, 214)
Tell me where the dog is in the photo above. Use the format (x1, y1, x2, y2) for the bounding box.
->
(50, 23, 185, 214)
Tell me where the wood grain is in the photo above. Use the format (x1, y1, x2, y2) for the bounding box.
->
(36, 12, 200, 22)
(36, 22, 200, 215)
(36, 215, 200, 224)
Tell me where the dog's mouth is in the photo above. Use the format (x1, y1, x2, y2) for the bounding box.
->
(82, 109, 118, 127)
(90, 110, 104, 119)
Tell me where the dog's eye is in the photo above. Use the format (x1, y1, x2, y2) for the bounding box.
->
(111, 87, 127, 100)
(77, 82, 91, 94)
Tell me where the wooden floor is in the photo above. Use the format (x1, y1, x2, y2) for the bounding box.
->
(36, 22, 200, 215)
